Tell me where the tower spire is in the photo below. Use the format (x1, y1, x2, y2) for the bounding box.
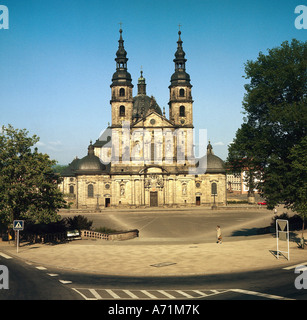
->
(111, 27, 133, 88)
(174, 30, 187, 71)
(170, 28, 191, 87)
(116, 28, 127, 69)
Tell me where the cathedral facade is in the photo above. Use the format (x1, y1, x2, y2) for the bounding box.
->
(60, 29, 226, 209)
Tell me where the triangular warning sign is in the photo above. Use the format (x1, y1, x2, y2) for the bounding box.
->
(277, 220, 287, 231)
(15, 222, 22, 228)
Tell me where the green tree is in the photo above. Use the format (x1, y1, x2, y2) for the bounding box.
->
(287, 136, 307, 246)
(227, 123, 263, 202)
(0, 124, 67, 229)
(227, 39, 307, 211)
(64, 215, 93, 232)
(52, 164, 68, 175)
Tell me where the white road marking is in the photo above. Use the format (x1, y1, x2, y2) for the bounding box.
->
(0, 252, 12, 259)
(36, 266, 47, 270)
(230, 289, 294, 300)
(105, 289, 120, 299)
(140, 290, 158, 299)
(59, 280, 72, 284)
(283, 262, 307, 270)
(122, 289, 139, 299)
(89, 289, 103, 299)
(210, 289, 220, 294)
(157, 290, 176, 299)
(175, 290, 194, 298)
(193, 290, 208, 296)
(70, 288, 293, 300)
(72, 288, 93, 300)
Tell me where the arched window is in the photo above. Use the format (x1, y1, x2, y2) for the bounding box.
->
(69, 185, 74, 194)
(179, 105, 185, 117)
(179, 88, 185, 97)
(211, 182, 217, 195)
(119, 105, 125, 117)
(88, 184, 94, 198)
(119, 88, 125, 97)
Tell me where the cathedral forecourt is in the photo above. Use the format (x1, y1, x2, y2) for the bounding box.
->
(60, 28, 226, 209)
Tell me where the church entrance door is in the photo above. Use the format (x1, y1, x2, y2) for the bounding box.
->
(196, 196, 201, 206)
(105, 198, 110, 207)
(150, 191, 158, 207)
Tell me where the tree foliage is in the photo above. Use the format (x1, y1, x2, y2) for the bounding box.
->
(227, 39, 307, 212)
(0, 124, 67, 228)
(64, 215, 93, 232)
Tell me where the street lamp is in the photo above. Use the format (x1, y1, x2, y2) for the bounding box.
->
(95, 194, 101, 211)
(211, 182, 217, 210)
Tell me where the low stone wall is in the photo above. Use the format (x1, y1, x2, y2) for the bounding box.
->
(81, 229, 139, 241)
(108, 229, 139, 241)
(81, 230, 109, 240)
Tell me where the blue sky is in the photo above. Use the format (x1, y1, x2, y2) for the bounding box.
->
(1, 0, 306, 164)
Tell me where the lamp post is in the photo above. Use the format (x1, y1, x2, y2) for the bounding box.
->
(95, 194, 101, 212)
(211, 182, 217, 210)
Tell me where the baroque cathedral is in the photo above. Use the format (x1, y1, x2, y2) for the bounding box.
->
(60, 28, 226, 209)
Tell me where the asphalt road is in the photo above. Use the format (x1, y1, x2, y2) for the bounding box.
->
(0, 254, 81, 300)
(1, 254, 306, 301)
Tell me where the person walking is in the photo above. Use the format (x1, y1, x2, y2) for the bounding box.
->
(216, 225, 222, 244)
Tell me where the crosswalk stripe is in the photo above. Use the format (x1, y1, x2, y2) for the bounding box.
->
(122, 290, 139, 299)
(157, 290, 176, 299)
(105, 289, 120, 299)
(72, 288, 93, 300)
(89, 289, 102, 299)
(176, 290, 194, 298)
(193, 290, 208, 296)
(71, 288, 291, 301)
(140, 290, 158, 299)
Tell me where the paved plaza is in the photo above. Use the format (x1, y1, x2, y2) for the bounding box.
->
(1, 206, 307, 277)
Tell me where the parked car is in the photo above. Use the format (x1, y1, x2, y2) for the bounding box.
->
(257, 201, 267, 205)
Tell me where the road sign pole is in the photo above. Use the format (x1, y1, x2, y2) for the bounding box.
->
(13, 220, 24, 253)
(17, 230, 19, 253)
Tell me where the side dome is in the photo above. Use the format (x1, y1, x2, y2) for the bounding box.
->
(197, 142, 226, 174)
(76, 142, 106, 175)
(61, 157, 80, 177)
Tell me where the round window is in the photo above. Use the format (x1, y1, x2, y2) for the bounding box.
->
(150, 119, 156, 125)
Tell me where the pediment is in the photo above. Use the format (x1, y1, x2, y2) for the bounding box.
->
(132, 111, 174, 128)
